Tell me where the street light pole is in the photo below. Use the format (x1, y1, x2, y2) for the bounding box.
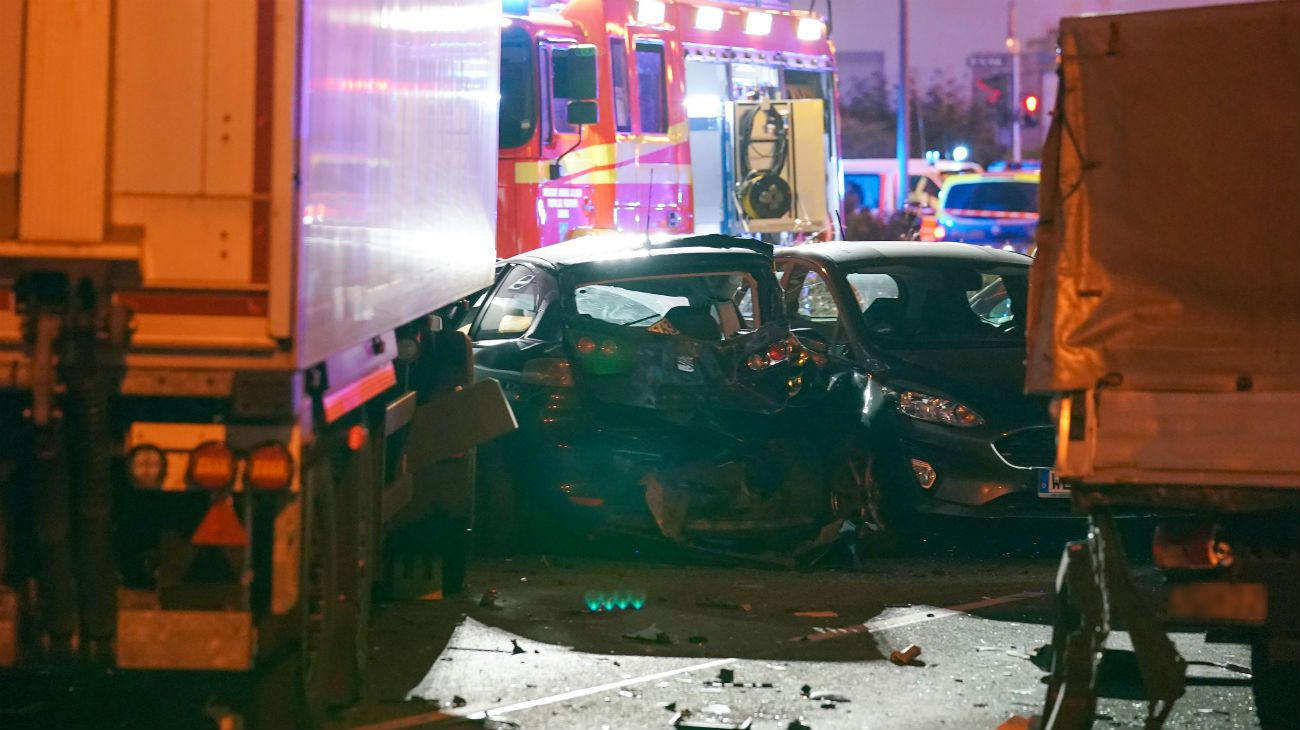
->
(1008, 0, 1022, 163)
(897, 0, 909, 211)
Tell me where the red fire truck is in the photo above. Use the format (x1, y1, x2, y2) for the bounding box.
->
(497, 0, 841, 257)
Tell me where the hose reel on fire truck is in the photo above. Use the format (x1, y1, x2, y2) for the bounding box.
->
(730, 99, 830, 234)
(736, 103, 792, 220)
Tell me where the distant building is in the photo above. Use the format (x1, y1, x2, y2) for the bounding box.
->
(837, 50, 887, 100)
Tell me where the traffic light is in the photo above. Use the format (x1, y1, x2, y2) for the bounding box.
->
(1021, 94, 1040, 128)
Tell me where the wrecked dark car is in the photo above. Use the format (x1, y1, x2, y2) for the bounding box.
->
(466, 234, 837, 552)
(774, 242, 1065, 551)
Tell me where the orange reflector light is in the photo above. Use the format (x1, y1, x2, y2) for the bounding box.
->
(247, 442, 295, 490)
(191, 495, 249, 547)
(576, 337, 596, 354)
(347, 424, 368, 452)
(187, 441, 236, 490)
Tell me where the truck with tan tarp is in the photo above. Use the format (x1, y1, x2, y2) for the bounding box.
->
(0, 0, 514, 726)
(1027, 3, 1300, 729)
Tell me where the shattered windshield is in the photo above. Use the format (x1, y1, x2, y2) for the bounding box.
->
(572, 271, 762, 339)
(848, 264, 1029, 347)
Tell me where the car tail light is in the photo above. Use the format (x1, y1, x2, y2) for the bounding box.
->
(767, 341, 790, 362)
(1153, 522, 1233, 570)
(575, 337, 596, 355)
(247, 442, 295, 491)
(932, 225, 947, 240)
(187, 441, 236, 490)
(126, 445, 168, 489)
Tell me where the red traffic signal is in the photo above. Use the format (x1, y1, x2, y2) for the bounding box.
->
(1021, 94, 1041, 128)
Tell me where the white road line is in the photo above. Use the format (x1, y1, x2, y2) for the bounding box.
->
(790, 590, 1048, 643)
(349, 657, 735, 730)
(476, 656, 736, 716)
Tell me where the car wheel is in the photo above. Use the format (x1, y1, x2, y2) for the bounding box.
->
(830, 448, 912, 555)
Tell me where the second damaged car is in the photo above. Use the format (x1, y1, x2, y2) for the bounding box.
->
(466, 233, 835, 552)
(775, 242, 1065, 552)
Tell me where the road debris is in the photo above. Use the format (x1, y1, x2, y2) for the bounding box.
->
(890, 644, 924, 666)
(717, 668, 735, 684)
(792, 611, 839, 618)
(890, 643, 924, 666)
(618, 689, 641, 699)
(787, 721, 812, 730)
(452, 695, 468, 708)
(807, 691, 850, 703)
(511, 640, 526, 655)
(480, 589, 501, 608)
(1004, 649, 1032, 660)
(480, 719, 521, 730)
(623, 624, 673, 644)
(671, 709, 754, 730)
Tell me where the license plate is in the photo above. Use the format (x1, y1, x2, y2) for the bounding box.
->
(1037, 469, 1070, 498)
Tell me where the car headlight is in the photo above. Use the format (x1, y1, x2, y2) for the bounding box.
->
(897, 390, 984, 427)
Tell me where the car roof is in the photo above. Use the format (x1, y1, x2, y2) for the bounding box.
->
(773, 241, 1032, 268)
(508, 232, 772, 271)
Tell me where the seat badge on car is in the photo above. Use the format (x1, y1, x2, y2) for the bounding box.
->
(675, 355, 696, 373)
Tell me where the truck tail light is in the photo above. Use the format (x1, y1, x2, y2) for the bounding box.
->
(932, 225, 947, 240)
(187, 441, 236, 490)
(1153, 522, 1233, 570)
(247, 442, 295, 491)
(126, 445, 168, 489)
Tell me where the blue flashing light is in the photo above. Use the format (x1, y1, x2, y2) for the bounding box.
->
(502, 0, 529, 16)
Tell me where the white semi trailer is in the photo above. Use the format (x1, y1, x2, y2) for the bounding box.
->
(0, 0, 513, 725)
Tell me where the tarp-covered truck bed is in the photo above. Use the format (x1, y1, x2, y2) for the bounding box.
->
(1028, 0, 1300, 490)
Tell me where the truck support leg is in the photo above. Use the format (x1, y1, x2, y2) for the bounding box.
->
(1042, 510, 1186, 730)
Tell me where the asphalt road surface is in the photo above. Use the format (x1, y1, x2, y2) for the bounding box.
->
(333, 525, 1260, 730)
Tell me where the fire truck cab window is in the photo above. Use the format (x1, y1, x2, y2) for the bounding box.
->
(635, 41, 668, 134)
(610, 37, 632, 132)
(499, 27, 536, 149)
(542, 41, 577, 138)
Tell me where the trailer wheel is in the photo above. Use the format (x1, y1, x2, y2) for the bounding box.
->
(1252, 635, 1300, 730)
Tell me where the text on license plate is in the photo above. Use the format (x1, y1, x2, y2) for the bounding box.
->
(1037, 469, 1070, 498)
